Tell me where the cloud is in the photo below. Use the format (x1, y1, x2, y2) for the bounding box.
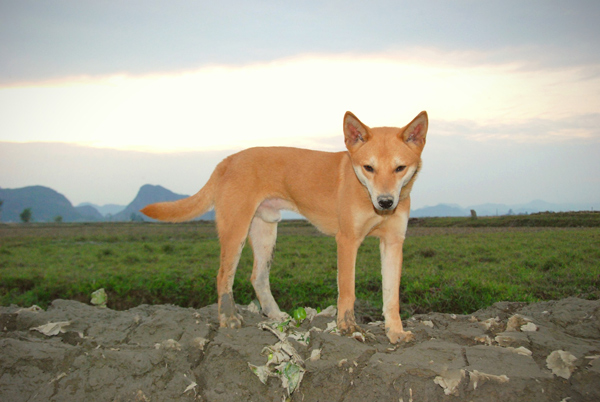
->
(1, 1, 599, 85)
(436, 114, 600, 142)
(2, 53, 599, 153)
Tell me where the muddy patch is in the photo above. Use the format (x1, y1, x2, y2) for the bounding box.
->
(1, 297, 599, 401)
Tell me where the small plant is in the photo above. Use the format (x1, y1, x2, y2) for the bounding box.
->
(292, 307, 307, 325)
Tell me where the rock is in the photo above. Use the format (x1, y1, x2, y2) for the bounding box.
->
(546, 350, 578, 379)
(1, 298, 600, 401)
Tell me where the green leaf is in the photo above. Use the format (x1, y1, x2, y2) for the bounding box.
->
(90, 288, 107, 307)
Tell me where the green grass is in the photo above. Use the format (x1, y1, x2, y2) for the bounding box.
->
(1, 218, 599, 320)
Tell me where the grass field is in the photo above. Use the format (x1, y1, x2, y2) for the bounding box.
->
(1, 213, 599, 320)
(410, 211, 600, 228)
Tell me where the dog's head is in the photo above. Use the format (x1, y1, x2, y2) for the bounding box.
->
(344, 111, 428, 212)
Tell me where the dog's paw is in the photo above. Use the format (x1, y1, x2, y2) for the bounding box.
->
(338, 321, 363, 336)
(265, 310, 291, 322)
(337, 309, 361, 336)
(220, 313, 243, 329)
(260, 302, 291, 322)
(386, 328, 414, 344)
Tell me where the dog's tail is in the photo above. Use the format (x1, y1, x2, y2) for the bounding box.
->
(140, 161, 225, 223)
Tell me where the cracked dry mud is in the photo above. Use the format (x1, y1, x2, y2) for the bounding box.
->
(1, 297, 599, 401)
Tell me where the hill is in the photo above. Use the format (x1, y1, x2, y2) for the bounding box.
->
(0, 186, 98, 223)
(2, 183, 597, 223)
(411, 200, 600, 218)
(0, 184, 214, 223)
(77, 202, 125, 217)
(74, 205, 104, 221)
(109, 184, 188, 221)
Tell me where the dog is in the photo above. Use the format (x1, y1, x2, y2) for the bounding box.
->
(141, 111, 428, 343)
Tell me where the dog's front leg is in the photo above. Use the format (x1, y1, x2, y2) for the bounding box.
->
(336, 233, 362, 335)
(380, 236, 414, 343)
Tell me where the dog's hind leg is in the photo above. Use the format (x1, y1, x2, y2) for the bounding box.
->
(215, 207, 255, 329)
(249, 214, 289, 321)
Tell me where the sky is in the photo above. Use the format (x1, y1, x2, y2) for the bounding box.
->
(1, 0, 599, 209)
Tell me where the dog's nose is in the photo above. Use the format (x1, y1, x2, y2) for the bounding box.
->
(377, 196, 394, 210)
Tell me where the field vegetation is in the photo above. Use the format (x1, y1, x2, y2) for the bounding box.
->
(1, 212, 599, 321)
(411, 211, 600, 228)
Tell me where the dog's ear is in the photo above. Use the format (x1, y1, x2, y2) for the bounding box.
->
(401, 111, 428, 153)
(344, 111, 371, 151)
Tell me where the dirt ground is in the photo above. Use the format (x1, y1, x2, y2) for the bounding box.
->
(1, 297, 599, 401)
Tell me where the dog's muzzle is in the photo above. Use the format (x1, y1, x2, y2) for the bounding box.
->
(377, 195, 395, 210)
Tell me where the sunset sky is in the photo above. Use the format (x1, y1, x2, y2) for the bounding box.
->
(1, 1, 599, 208)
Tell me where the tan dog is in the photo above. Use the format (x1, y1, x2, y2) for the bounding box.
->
(141, 111, 428, 343)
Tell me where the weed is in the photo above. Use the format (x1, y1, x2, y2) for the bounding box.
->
(98, 248, 113, 258)
(162, 244, 175, 254)
(418, 248, 436, 258)
(123, 254, 141, 264)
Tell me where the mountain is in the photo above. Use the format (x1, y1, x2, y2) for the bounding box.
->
(2, 184, 597, 222)
(74, 205, 104, 221)
(467, 200, 600, 216)
(463, 201, 549, 216)
(111, 184, 190, 221)
(463, 203, 510, 216)
(78, 202, 125, 217)
(0, 186, 100, 222)
(506, 200, 599, 215)
(410, 200, 600, 218)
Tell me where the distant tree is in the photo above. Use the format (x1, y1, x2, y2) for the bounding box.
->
(130, 213, 144, 222)
(507, 209, 514, 216)
(54, 215, 63, 223)
(0, 199, 3, 221)
(20, 208, 32, 223)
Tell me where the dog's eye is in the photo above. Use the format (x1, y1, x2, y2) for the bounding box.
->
(395, 165, 406, 172)
(363, 165, 374, 173)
